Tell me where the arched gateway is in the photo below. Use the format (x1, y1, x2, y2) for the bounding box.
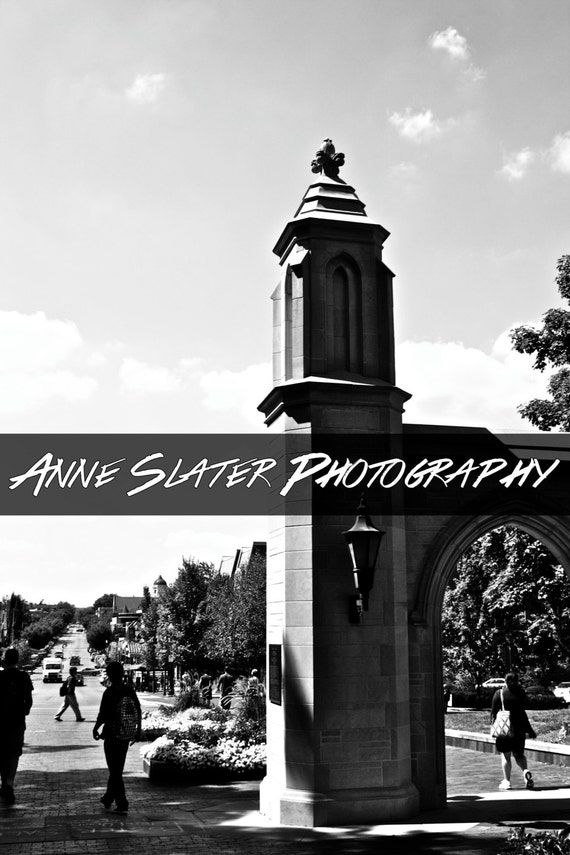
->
(257, 140, 570, 827)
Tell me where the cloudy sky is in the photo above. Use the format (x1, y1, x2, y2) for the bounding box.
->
(0, 0, 568, 606)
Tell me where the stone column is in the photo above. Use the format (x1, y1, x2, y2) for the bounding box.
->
(258, 143, 418, 825)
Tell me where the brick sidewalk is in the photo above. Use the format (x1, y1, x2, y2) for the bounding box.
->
(3, 690, 570, 854)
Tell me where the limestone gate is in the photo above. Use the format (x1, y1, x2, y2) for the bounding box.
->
(256, 140, 570, 826)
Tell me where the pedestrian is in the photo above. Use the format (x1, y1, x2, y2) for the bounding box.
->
(199, 671, 212, 706)
(92, 661, 141, 815)
(491, 672, 536, 790)
(246, 669, 263, 720)
(217, 667, 233, 710)
(54, 666, 85, 722)
(0, 648, 33, 806)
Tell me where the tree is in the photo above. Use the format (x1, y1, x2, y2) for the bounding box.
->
(22, 620, 55, 650)
(1, 594, 30, 645)
(443, 527, 570, 687)
(86, 621, 113, 652)
(202, 552, 266, 673)
(51, 601, 75, 627)
(160, 558, 214, 670)
(93, 594, 113, 610)
(442, 531, 504, 689)
(139, 587, 160, 673)
(510, 255, 570, 429)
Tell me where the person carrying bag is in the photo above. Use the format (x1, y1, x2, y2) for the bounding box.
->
(490, 672, 536, 791)
(490, 689, 513, 738)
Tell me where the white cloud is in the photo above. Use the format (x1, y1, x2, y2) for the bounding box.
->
(119, 357, 183, 395)
(0, 310, 82, 372)
(163, 516, 267, 568)
(0, 371, 96, 415)
(499, 148, 535, 181)
(199, 362, 272, 427)
(389, 109, 453, 143)
(125, 73, 170, 104)
(429, 27, 469, 60)
(0, 310, 97, 414)
(429, 26, 485, 81)
(549, 131, 570, 173)
(396, 331, 550, 431)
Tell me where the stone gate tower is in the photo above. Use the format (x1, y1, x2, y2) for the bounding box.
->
(258, 140, 418, 826)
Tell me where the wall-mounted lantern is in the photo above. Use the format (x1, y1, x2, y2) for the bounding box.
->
(343, 495, 385, 622)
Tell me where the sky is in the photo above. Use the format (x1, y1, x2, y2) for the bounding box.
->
(0, 0, 568, 606)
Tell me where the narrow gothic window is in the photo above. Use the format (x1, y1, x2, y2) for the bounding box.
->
(332, 267, 349, 370)
(327, 262, 362, 374)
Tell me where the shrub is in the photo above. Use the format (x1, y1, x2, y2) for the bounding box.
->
(140, 704, 266, 777)
(172, 687, 201, 711)
(502, 826, 570, 853)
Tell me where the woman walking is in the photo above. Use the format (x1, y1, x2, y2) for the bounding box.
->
(491, 672, 536, 790)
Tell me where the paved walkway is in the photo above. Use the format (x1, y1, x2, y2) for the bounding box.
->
(3, 694, 570, 854)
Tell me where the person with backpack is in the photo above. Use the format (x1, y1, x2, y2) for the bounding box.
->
(54, 666, 85, 722)
(0, 647, 33, 805)
(92, 661, 141, 814)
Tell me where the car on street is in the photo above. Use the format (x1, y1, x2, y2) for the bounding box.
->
(481, 677, 505, 689)
(553, 682, 570, 703)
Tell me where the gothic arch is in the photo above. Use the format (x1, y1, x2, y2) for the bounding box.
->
(412, 505, 570, 629)
(407, 505, 570, 807)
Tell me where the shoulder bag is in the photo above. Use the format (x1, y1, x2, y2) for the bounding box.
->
(491, 689, 514, 738)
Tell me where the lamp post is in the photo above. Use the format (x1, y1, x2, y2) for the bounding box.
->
(343, 495, 385, 622)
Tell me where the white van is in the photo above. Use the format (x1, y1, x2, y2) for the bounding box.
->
(42, 657, 63, 683)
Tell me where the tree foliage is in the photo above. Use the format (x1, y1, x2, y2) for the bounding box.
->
(152, 559, 215, 670)
(86, 620, 113, 652)
(510, 255, 570, 429)
(202, 552, 266, 673)
(443, 527, 570, 687)
(1, 594, 30, 645)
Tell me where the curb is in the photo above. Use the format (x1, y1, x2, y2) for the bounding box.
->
(446, 728, 570, 767)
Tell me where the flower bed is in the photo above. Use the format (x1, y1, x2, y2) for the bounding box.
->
(140, 705, 266, 782)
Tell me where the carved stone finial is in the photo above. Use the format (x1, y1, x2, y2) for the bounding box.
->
(310, 138, 345, 181)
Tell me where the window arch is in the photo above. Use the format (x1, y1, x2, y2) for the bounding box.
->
(325, 256, 363, 375)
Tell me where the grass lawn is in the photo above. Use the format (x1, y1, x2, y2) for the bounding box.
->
(445, 708, 570, 745)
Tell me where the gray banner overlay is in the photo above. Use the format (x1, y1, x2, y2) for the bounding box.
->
(1, 432, 569, 516)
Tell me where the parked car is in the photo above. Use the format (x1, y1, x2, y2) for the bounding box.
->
(553, 682, 570, 704)
(481, 677, 505, 688)
(70, 655, 81, 666)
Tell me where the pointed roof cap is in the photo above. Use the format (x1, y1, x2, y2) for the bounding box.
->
(154, 574, 167, 586)
(294, 138, 367, 221)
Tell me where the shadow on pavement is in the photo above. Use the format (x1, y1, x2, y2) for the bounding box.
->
(23, 744, 95, 754)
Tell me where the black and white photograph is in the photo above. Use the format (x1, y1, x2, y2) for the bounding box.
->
(0, 1, 569, 852)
